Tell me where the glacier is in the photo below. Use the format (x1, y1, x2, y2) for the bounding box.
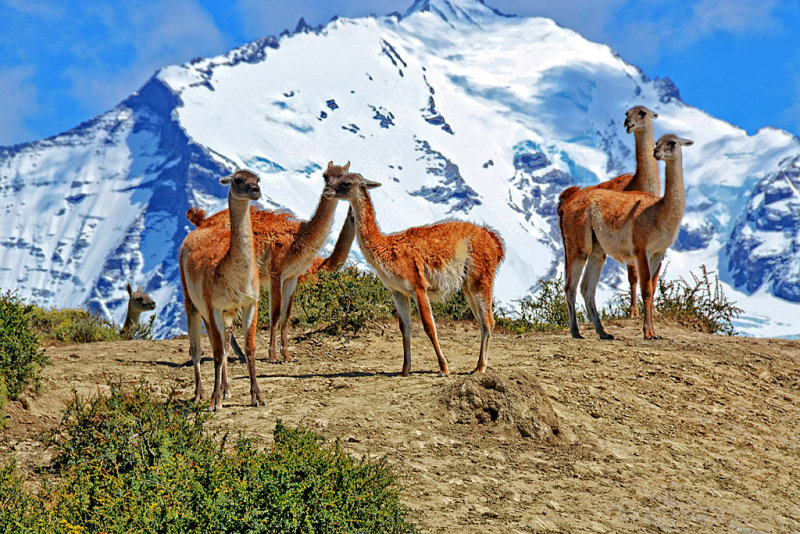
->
(1, 0, 799, 338)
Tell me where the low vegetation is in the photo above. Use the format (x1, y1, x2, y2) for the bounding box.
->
(654, 265, 742, 335)
(2, 381, 416, 534)
(497, 275, 586, 333)
(0, 290, 48, 424)
(269, 265, 741, 338)
(30, 307, 155, 344)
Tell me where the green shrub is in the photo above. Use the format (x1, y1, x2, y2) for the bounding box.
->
(279, 267, 395, 336)
(30, 307, 121, 344)
(654, 265, 742, 335)
(0, 461, 42, 532)
(120, 314, 157, 341)
(430, 289, 475, 321)
(0, 290, 48, 401)
(497, 275, 587, 333)
(1, 381, 416, 533)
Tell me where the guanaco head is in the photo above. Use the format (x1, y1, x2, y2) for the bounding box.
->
(220, 169, 261, 201)
(325, 172, 381, 200)
(127, 283, 156, 312)
(624, 105, 658, 134)
(320, 161, 351, 198)
(653, 134, 693, 161)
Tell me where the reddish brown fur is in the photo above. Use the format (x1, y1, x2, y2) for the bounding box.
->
(558, 105, 660, 318)
(329, 172, 505, 376)
(179, 170, 264, 411)
(560, 134, 691, 341)
(188, 162, 351, 363)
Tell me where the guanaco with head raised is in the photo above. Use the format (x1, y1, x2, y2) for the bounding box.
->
(121, 283, 156, 337)
(560, 134, 692, 340)
(179, 169, 264, 411)
(558, 105, 660, 317)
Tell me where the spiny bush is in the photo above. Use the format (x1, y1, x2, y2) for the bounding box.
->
(654, 265, 742, 335)
(597, 264, 742, 335)
(1, 381, 416, 533)
(431, 289, 475, 321)
(120, 313, 157, 341)
(29, 307, 122, 344)
(497, 275, 588, 333)
(0, 290, 48, 406)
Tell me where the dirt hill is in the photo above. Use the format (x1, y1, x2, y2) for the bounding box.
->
(3, 319, 799, 533)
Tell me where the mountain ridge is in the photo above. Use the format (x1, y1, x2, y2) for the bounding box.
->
(1, 0, 799, 338)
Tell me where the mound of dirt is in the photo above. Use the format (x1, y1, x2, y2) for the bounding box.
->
(442, 371, 562, 441)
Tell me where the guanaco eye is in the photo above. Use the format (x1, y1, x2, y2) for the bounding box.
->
(639, 110, 646, 117)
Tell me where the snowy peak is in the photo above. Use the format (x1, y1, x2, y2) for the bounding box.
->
(403, 0, 513, 25)
(3, 4, 800, 340)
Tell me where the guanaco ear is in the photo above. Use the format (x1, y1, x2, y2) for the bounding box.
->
(363, 179, 381, 189)
(219, 174, 233, 185)
(127, 283, 133, 296)
(343, 161, 351, 172)
(137, 285, 143, 292)
(649, 109, 658, 118)
(327, 161, 334, 169)
(678, 137, 694, 146)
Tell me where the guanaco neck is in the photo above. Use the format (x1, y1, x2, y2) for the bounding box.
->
(122, 305, 140, 332)
(225, 192, 255, 266)
(296, 195, 338, 253)
(629, 125, 659, 195)
(655, 153, 685, 227)
(349, 190, 387, 254)
(324, 211, 356, 267)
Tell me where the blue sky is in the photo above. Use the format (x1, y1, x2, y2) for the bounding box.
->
(1, 0, 798, 146)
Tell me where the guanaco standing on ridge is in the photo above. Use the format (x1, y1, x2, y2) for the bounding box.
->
(121, 284, 156, 337)
(327, 172, 505, 376)
(186, 162, 350, 364)
(560, 134, 692, 340)
(192, 206, 355, 361)
(558, 105, 660, 318)
(179, 170, 264, 411)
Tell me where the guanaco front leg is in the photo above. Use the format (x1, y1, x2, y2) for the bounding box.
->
(636, 251, 658, 340)
(240, 301, 264, 406)
(413, 288, 450, 377)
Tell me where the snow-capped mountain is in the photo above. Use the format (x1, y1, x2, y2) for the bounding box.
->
(2, 0, 799, 338)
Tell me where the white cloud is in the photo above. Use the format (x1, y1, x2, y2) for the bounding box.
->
(689, 0, 781, 37)
(63, 0, 227, 112)
(0, 65, 38, 145)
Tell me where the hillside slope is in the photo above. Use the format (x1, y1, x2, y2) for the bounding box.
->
(4, 321, 799, 532)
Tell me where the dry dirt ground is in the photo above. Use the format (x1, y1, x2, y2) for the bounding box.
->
(2, 319, 800, 533)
